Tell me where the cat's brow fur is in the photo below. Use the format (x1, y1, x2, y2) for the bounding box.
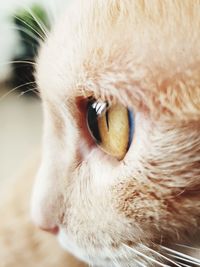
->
(31, 0, 200, 266)
(37, 0, 200, 120)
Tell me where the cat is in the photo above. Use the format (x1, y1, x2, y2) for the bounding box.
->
(1, 0, 200, 266)
(31, 0, 200, 265)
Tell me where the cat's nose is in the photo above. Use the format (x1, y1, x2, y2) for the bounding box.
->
(32, 209, 60, 235)
(39, 225, 59, 235)
(31, 207, 59, 235)
(31, 200, 60, 235)
(31, 165, 64, 235)
(31, 183, 60, 235)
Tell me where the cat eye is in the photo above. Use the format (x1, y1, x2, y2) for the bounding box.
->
(87, 99, 134, 160)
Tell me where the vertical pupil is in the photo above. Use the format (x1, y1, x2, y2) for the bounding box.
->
(87, 101, 102, 143)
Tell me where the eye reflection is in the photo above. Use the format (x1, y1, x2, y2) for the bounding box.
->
(87, 99, 134, 160)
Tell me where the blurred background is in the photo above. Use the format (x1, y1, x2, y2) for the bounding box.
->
(0, 0, 67, 183)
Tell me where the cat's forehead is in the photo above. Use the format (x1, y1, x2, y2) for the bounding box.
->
(36, 0, 200, 118)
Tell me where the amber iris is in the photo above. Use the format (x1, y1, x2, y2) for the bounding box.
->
(87, 99, 134, 160)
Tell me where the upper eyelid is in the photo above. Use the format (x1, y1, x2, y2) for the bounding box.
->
(81, 89, 126, 109)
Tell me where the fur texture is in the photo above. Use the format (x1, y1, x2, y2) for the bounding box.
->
(1, 0, 200, 266)
(32, 0, 200, 266)
(0, 158, 86, 267)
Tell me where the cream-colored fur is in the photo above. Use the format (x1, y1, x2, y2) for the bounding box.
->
(0, 158, 86, 267)
(1, 0, 200, 266)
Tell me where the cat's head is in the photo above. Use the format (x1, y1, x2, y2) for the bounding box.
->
(31, 1, 200, 266)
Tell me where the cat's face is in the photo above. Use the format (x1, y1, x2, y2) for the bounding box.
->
(31, 1, 200, 266)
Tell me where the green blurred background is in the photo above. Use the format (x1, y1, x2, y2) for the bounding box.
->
(0, 0, 67, 182)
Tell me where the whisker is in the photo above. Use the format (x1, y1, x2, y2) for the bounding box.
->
(134, 259, 148, 267)
(166, 253, 200, 266)
(0, 61, 37, 67)
(24, 6, 49, 39)
(175, 244, 200, 251)
(123, 244, 170, 267)
(161, 246, 200, 265)
(176, 262, 192, 267)
(10, 25, 42, 44)
(110, 257, 121, 267)
(142, 245, 182, 267)
(13, 15, 45, 42)
(0, 81, 36, 101)
(18, 87, 39, 97)
(104, 246, 121, 267)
